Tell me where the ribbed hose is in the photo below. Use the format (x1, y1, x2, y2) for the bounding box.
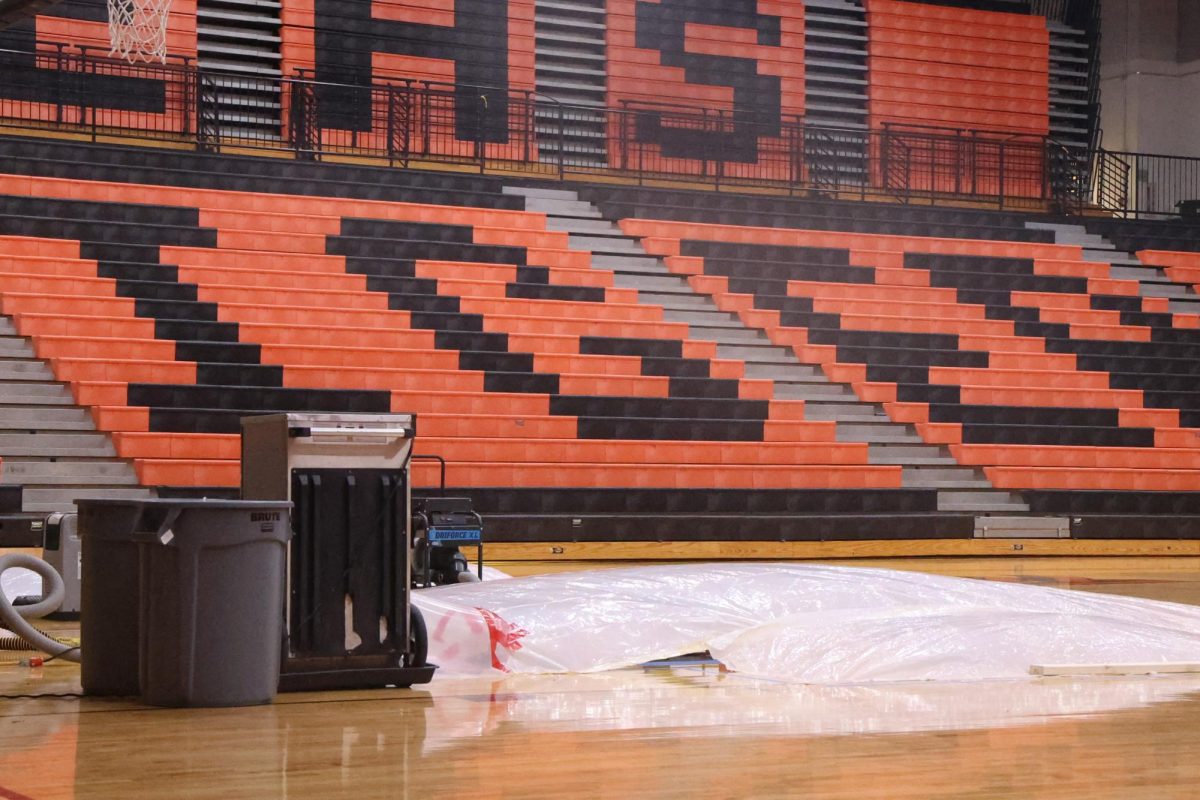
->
(0, 634, 37, 651)
(0, 553, 81, 663)
(0, 630, 76, 651)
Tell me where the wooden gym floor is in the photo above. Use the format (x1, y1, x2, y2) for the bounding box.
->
(2, 555, 1200, 799)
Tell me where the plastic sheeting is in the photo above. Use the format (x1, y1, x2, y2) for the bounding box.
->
(413, 563, 1200, 683)
(1, 563, 40, 605)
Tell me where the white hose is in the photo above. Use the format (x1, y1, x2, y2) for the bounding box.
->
(0, 553, 80, 662)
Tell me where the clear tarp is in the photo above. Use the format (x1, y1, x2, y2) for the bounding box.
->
(1, 563, 39, 605)
(414, 563, 1200, 682)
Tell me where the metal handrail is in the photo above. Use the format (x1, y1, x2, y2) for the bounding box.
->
(0, 42, 1098, 215)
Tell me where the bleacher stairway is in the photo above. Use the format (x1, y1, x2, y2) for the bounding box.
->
(534, 0, 608, 166)
(1028, 221, 1200, 315)
(506, 184, 1029, 514)
(0, 316, 151, 513)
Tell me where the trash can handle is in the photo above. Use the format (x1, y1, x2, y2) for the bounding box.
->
(130, 507, 183, 545)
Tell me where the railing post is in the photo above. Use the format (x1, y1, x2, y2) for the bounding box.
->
(788, 122, 799, 196)
(1134, 155, 1141, 220)
(420, 85, 431, 155)
(557, 102, 565, 180)
(403, 84, 413, 166)
(53, 43, 64, 125)
(523, 92, 532, 165)
(386, 84, 396, 166)
(952, 130, 959, 195)
(476, 93, 486, 174)
(618, 103, 629, 172)
(1044, 140, 1052, 206)
(998, 141, 1006, 210)
(87, 55, 97, 143)
(880, 127, 890, 192)
(710, 107, 720, 189)
(859, 130, 866, 202)
(181, 62, 193, 139)
(637, 114, 644, 185)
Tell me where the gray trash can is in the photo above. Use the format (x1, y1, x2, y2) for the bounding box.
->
(77, 500, 145, 696)
(138, 499, 291, 707)
(79, 499, 292, 707)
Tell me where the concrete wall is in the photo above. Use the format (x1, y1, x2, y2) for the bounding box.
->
(1100, 0, 1200, 156)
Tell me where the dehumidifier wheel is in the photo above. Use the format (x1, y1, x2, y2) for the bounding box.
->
(406, 604, 428, 668)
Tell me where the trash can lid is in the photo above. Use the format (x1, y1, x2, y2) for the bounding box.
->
(76, 499, 292, 510)
(77, 499, 293, 542)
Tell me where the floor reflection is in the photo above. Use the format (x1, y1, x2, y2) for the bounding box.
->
(2, 555, 1200, 799)
(419, 667, 1200, 746)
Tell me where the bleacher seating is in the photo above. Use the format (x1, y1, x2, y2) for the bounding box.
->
(608, 186, 1200, 505)
(0, 137, 963, 541)
(1, 136, 1199, 540)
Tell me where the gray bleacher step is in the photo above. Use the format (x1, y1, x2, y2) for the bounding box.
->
(0, 368, 58, 383)
(0, 339, 32, 357)
(1140, 282, 1196, 298)
(772, 381, 855, 400)
(502, 185, 580, 201)
(1025, 222, 1110, 248)
(0, 405, 92, 423)
(0, 411, 96, 431)
(716, 343, 805, 363)
(0, 382, 73, 399)
(868, 444, 957, 465)
(810, 403, 883, 421)
(1079, 248, 1144, 266)
(743, 362, 826, 380)
(571, 235, 649, 254)
(661, 308, 739, 326)
(573, 236, 657, 255)
(0, 431, 116, 457)
(602, 260, 676, 278)
(1108, 264, 1173, 282)
(1, 461, 140, 486)
(973, 515, 1069, 538)
(903, 467, 991, 489)
(637, 291, 713, 310)
(686, 325, 769, 343)
(611, 272, 689, 292)
(1, 458, 137, 478)
(937, 490, 1029, 513)
(522, 199, 604, 218)
(1168, 297, 1200, 313)
(835, 422, 924, 443)
(548, 217, 623, 236)
(0, 359, 54, 376)
(591, 253, 666, 271)
(23, 486, 155, 509)
(0, 394, 77, 406)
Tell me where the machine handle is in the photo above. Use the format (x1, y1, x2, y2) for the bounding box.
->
(411, 454, 446, 494)
(289, 426, 412, 441)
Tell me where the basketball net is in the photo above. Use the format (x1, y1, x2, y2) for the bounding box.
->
(107, 0, 171, 63)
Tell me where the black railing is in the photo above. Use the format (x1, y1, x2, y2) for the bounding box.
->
(1093, 149, 1200, 218)
(0, 42, 1086, 213)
